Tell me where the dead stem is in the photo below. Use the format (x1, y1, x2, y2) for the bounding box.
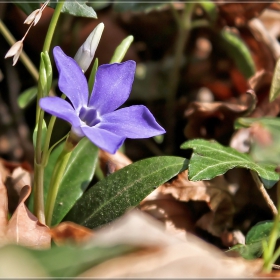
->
(250, 170, 278, 216)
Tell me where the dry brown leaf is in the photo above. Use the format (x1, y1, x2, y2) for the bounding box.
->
(99, 149, 132, 176)
(79, 211, 262, 278)
(6, 185, 50, 249)
(184, 92, 255, 140)
(217, 2, 270, 26)
(50, 221, 94, 245)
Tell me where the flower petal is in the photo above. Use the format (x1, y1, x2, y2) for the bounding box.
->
(53, 46, 88, 111)
(98, 105, 166, 139)
(88, 60, 136, 115)
(39, 97, 81, 127)
(81, 126, 124, 154)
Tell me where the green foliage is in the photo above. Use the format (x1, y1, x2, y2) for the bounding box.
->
(236, 117, 280, 166)
(0, 244, 136, 277)
(180, 139, 279, 181)
(228, 221, 280, 259)
(18, 86, 37, 109)
(270, 57, 280, 102)
(49, 1, 97, 18)
(47, 138, 99, 226)
(218, 30, 255, 78)
(113, 1, 170, 13)
(198, 1, 217, 22)
(65, 156, 188, 228)
(110, 35, 134, 63)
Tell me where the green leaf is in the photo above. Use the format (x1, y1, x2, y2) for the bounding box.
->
(33, 120, 47, 150)
(228, 220, 280, 259)
(88, 58, 98, 94)
(18, 86, 37, 109)
(0, 243, 136, 278)
(113, 1, 169, 13)
(110, 35, 134, 63)
(236, 117, 280, 167)
(270, 57, 280, 102)
(50, 138, 99, 226)
(65, 156, 188, 228)
(14, 3, 40, 15)
(180, 139, 279, 181)
(61, 1, 97, 18)
(218, 30, 255, 78)
(199, 1, 217, 22)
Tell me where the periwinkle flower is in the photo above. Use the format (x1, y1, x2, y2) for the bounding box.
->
(40, 46, 165, 154)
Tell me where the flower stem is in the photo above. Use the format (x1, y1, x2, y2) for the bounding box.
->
(33, 0, 64, 224)
(165, 3, 195, 154)
(45, 133, 79, 226)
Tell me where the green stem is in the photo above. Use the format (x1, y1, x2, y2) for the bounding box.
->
(165, 3, 195, 154)
(45, 134, 77, 226)
(0, 19, 39, 81)
(33, 0, 64, 224)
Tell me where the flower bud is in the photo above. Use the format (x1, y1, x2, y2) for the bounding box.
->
(74, 22, 104, 72)
(5, 40, 23, 66)
(24, 9, 42, 26)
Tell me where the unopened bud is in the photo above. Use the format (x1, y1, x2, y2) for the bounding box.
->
(24, 9, 42, 26)
(74, 22, 104, 72)
(5, 40, 23, 66)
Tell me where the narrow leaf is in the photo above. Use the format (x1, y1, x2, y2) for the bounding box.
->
(110, 35, 134, 63)
(18, 86, 37, 109)
(180, 139, 279, 181)
(228, 220, 280, 259)
(50, 138, 99, 226)
(270, 57, 280, 102)
(65, 156, 188, 228)
(218, 30, 255, 78)
(32, 120, 47, 150)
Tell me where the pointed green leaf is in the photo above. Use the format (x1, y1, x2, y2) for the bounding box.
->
(65, 156, 188, 228)
(18, 86, 37, 109)
(110, 35, 134, 63)
(180, 139, 279, 181)
(62, 2, 97, 18)
(199, 1, 217, 22)
(228, 220, 280, 259)
(270, 57, 280, 102)
(50, 138, 99, 226)
(218, 30, 255, 78)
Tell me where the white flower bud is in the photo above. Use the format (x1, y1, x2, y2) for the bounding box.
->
(24, 9, 42, 25)
(74, 22, 104, 72)
(5, 40, 23, 66)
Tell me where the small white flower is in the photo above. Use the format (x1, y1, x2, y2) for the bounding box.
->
(5, 40, 23, 66)
(24, 9, 42, 25)
(74, 23, 104, 72)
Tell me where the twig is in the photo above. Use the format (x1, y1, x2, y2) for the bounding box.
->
(250, 170, 278, 216)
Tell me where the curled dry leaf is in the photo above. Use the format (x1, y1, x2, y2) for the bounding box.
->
(6, 185, 50, 249)
(50, 221, 94, 246)
(79, 211, 262, 278)
(99, 149, 132, 175)
(184, 91, 255, 140)
(217, 2, 270, 26)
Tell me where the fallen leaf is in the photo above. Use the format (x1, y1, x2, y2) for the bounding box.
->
(217, 3, 270, 26)
(79, 211, 262, 278)
(50, 221, 94, 245)
(184, 91, 255, 140)
(6, 185, 50, 249)
(99, 149, 132, 175)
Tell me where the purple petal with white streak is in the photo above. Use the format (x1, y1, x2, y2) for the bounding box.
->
(98, 105, 165, 138)
(53, 46, 88, 111)
(81, 126, 125, 154)
(88, 60, 136, 115)
(39, 97, 81, 127)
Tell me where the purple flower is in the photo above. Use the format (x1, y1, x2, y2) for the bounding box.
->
(39, 46, 165, 154)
